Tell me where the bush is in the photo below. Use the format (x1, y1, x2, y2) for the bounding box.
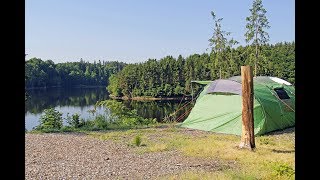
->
(93, 115, 109, 130)
(66, 113, 85, 128)
(36, 108, 63, 131)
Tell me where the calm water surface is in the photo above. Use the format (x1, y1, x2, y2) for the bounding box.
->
(25, 87, 192, 130)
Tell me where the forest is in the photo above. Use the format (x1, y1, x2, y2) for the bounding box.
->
(25, 58, 126, 88)
(107, 42, 295, 98)
(25, 41, 294, 98)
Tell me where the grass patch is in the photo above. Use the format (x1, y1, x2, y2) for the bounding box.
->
(159, 169, 265, 180)
(159, 170, 233, 180)
(175, 132, 295, 179)
(259, 136, 276, 146)
(135, 131, 191, 154)
(148, 143, 168, 152)
(88, 125, 294, 179)
(87, 128, 156, 143)
(270, 161, 295, 178)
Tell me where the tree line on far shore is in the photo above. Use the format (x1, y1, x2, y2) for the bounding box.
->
(25, 42, 294, 97)
(25, 58, 126, 88)
(107, 42, 295, 98)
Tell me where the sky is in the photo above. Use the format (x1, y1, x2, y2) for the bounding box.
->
(25, 0, 295, 63)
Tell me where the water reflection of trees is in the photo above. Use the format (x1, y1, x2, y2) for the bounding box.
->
(122, 100, 193, 122)
(25, 87, 109, 114)
(26, 88, 193, 122)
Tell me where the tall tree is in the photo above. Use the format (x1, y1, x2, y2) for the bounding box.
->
(208, 11, 231, 79)
(245, 0, 270, 76)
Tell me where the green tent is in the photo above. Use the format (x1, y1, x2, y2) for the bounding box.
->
(180, 76, 295, 136)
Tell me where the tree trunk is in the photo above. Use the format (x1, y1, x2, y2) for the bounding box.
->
(254, 25, 259, 77)
(219, 67, 222, 79)
(239, 66, 255, 150)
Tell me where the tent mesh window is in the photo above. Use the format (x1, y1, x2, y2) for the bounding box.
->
(274, 88, 290, 99)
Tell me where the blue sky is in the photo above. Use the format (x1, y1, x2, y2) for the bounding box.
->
(25, 0, 295, 63)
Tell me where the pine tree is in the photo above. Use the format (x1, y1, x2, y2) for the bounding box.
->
(245, 0, 270, 76)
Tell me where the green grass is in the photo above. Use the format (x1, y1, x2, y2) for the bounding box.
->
(158, 169, 265, 180)
(88, 125, 295, 179)
(133, 135, 142, 146)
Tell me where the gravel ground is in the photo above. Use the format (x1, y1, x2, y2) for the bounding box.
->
(25, 132, 231, 179)
(25, 127, 294, 179)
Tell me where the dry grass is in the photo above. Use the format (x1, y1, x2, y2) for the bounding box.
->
(176, 132, 294, 179)
(159, 170, 233, 180)
(89, 126, 295, 179)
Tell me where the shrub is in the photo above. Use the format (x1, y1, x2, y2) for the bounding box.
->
(36, 108, 63, 131)
(133, 135, 142, 146)
(66, 113, 85, 128)
(93, 115, 109, 130)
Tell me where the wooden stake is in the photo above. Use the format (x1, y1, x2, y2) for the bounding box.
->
(239, 66, 255, 150)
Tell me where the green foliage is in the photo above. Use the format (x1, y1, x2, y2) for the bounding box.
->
(271, 162, 295, 178)
(107, 42, 295, 98)
(60, 126, 76, 132)
(96, 100, 157, 127)
(26, 45, 294, 99)
(208, 11, 238, 79)
(245, 0, 270, 45)
(36, 108, 63, 131)
(92, 115, 109, 130)
(66, 113, 85, 128)
(133, 135, 142, 146)
(107, 75, 122, 96)
(31, 99, 158, 132)
(245, 0, 270, 76)
(25, 58, 126, 88)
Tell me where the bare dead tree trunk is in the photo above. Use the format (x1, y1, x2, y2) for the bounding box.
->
(239, 66, 255, 150)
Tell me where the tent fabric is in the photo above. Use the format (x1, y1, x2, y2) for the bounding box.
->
(180, 76, 295, 136)
(206, 79, 242, 95)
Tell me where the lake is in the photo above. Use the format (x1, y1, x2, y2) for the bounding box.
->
(25, 87, 192, 130)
